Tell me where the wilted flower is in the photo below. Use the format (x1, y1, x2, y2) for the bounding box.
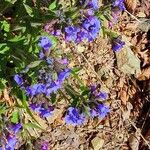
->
(65, 26, 80, 42)
(38, 36, 52, 50)
(112, 37, 125, 52)
(14, 74, 23, 86)
(97, 104, 110, 119)
(65, 107, 86, 126)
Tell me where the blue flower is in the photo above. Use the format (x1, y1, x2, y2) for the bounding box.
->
(30, 103, 41, 113)
(26, 83, 46, 96)
(97, 104, 110, 119)
(65, 26, 80, 42)
(5, 135, 17, 150)
(97, 91, 108, 100)
(87, 0, 99, 10)
(112, 0, 125, 11)
(30, 103, 54, 118)
(14, 74, 23, 86)
(57, 69, 71, 83)
(80, 16, 101, 41)
(10, 123, 22, 134)
(112, 37, 125, 52)
(89, 109, 97, 118)
(38, 36, 52, 50)
(45, 81, 61, 96)
(65, 107, 86, 126)
(40, 107, 53, 118)
(41, 141, 49, 150)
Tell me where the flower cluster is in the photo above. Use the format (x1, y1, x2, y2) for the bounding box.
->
(14, 36, 71, 118)
(65, 107, 86, 126)
(0, 123, 22, 150)
(64, 1, 101, 43)
(64, 85, 110, 126)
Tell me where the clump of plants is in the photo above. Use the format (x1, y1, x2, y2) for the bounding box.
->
(0, 0, 126, 149)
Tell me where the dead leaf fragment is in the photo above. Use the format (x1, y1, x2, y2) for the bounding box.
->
(125, 0, 137, 12)
(128, 129, 141, 150)
(120, 85, 129, 105)
(3, 89, 13, 105)
(91, 137, 104, 150)
(137, 67, 150, 80)
(116, 35, 141, 75)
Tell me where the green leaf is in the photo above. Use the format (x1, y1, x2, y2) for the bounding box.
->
(48, 1, 57, 11)
(0, 104, 6, 115)
(23, 3, 34, 17)
(0, 43, 10, 54)
(11, 111, 19, 123)
(27, 60, 42, 68)
(5, 0, 17, 4)
(51, 93, 56, 104)
(8, 35, 25, 42)
(0, 78, 7, 90)
(1, 20, 10, 32)
(24, 123, 43, 130)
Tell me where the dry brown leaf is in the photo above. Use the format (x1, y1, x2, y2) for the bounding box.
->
(128, 129, 141, 150)
(125, 0, 137, 12)
(138, 50, 149, 67)
(137, 67, 150, 80)
(3, 89, 13, 105)
(120, 85, 129, 105)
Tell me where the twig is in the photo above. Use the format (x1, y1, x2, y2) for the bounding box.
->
(80, 53, 104, 85)
(125, 10, 141, 23)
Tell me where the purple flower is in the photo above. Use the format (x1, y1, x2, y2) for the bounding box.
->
(30, 103, 41, 113)
(58, 58, 69, 65)
(89, 109, 97, 118)
(65, 107, 86, 126)
(97, 91, 108, 100)
(45, 81, 61, 96)
(10, 123, 22, 134)
(14, 74, 23, 86)
(87, 0, 99, 10)
(57, 69, 71, 83)
(39, 50, 45, 59)
(80, 16, 101, 42)
(26, 83, 46, 96)
(38, 36, 52, 50)
(30, 103, 54, 118)
(51, 30, 61, 36)
(41, 141, 49, 150)
(65, 26, 80, 42)
(96, 104, 110, 119)
(112, 37, 125, 52)
(112, 0, 125, 11)
(40, 107, 53, 118)
(5, 135, 17, 150)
